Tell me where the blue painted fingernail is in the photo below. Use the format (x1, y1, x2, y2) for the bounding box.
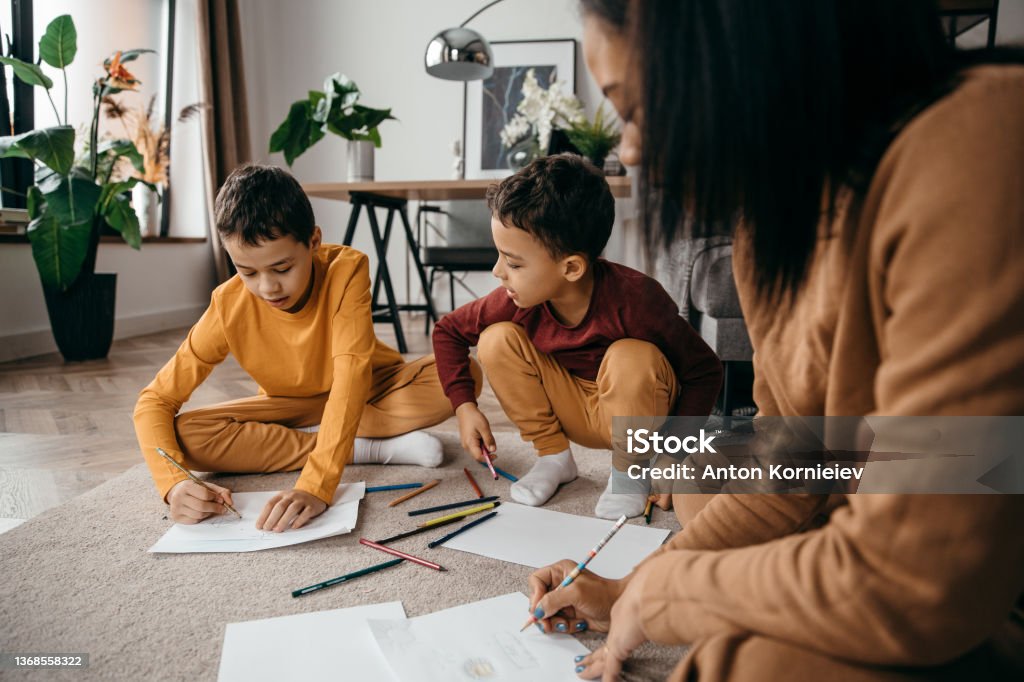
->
(574, 655, 585, 662)
(575, 665, 585, 673)
(575, 621, 588, 631)
(556, 622, 567, 632)
(533, 606, 545, 619)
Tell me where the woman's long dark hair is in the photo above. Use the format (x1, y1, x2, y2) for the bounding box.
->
(582, 0, 1021, 300)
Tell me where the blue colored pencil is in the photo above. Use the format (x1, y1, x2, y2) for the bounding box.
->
(408, 496, 499, 517)
(479, 460, 518, 482)
(366, 483, 423, 493)
(427, 511, 499, 548)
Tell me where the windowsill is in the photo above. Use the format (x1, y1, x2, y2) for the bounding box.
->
(0, 235, 207, 244)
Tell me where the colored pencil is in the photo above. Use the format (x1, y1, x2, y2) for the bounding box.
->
(520, 515, 628, 632)
(387, 479, 441, 507)
(427, 511, 499, 548)
(291, 558, 403, 597)
(366, 483, 422, 493)
(644, 499, 654, 524)
(375, 515, 466, 544)
(479, 460, 519, 482)
(408, 496, 499, 517)
(359, 538, 445, 571)
(463, 467, 484, 498)
(155, 447, 241, 518)
(483, 451, 499, 480)
(420, 501, 499, 527)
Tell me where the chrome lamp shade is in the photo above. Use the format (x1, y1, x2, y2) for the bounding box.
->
(424, 27, 494, 81)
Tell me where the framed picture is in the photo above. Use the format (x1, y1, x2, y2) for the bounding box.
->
(463, 39, 576, 179)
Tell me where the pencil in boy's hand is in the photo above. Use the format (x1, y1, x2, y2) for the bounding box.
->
(155, 447, 241, 518)
(463, 467, 484, 498)
(520, 514, 628, 632)
(483, 450, 499, 480)
(387, 479, 440, 507)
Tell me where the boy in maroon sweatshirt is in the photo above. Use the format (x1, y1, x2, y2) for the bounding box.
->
(432, 154, 722, 517)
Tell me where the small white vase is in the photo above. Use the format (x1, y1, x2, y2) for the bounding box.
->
(132, 184, 161, 237)
(347, 140, 375, 182)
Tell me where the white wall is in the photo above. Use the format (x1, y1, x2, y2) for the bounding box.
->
(238, 0, 638, 313)
(0, 0, 215, 361)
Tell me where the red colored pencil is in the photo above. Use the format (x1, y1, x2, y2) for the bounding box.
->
(463, 467, 484, 498)
(483, 451, 499, 480)
(359, 537, 445, 571)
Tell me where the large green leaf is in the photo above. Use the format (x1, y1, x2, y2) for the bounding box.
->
(0, 134, 33, 160)
(43, 175, 102, 232)
(98, 138, 145, 174)
(269, 100, 315, 166)
(39, 15, 77, 69)
(9, 126, 76, 174)
(26, 186, 44, 220)
(26, 205, 94, 291)
(0, 56, 54, 89)
(102, 193, 141, 249)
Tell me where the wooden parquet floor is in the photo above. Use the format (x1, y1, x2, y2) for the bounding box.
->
(0, 314, 511, 522)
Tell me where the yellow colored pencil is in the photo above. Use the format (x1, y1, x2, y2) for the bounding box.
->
(419, 501, 498, 527)
(155, 447, 241, 518)
(388, 478, 441, 507)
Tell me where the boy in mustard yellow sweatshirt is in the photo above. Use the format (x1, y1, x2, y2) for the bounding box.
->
(133, 164, 477, 532)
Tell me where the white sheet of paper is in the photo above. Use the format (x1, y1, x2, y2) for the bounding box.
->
(149, 482, 365, 553)
(368, 593, 588, 682)
(441, 502, 670, 578)
(218, 600, 405, 682)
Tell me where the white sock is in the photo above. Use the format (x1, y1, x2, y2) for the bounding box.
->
(510, 449, 578, 506)
(352, 431, 443, 468)
(295, 424, 320, 433)
(594, 467, 651, 519)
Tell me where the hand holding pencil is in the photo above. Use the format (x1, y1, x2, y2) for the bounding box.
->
(454, 403, 497, 464)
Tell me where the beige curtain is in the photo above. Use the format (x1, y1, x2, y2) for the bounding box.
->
(196, 0, 251, 283)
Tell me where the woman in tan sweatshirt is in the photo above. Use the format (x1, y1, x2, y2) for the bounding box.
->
(529, 1, 1024, 679)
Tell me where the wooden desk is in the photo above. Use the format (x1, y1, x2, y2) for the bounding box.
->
(304, 176, 632, 202)
(302, 177, 633, 351)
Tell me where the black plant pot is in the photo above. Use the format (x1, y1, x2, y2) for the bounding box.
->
(42, 273, 117, 362)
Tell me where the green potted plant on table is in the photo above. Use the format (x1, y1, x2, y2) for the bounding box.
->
(270, 73, 394, 181)
(0, 15, 156, 361)
(563, 103, 622, 172)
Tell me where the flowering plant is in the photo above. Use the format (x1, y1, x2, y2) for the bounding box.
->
(103, 96, 205, 187)
(499, 68, 584, 154)
(0, 14, 157, 290)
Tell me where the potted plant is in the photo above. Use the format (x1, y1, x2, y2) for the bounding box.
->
(269, 73, 394, 181)
(499, 68, 584, 170)
(0, 15, 156, 361)
(563, 103, 622, 171)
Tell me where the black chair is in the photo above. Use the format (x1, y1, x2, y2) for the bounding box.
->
(417, 202, 499, 333)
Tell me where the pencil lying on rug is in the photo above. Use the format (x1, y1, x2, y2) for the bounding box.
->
(366, 482, 423, 493)
(420, 501, 499, 528)
(644, 499, 654, 524)
(291, 558, 404, 597)
(463, 467, 484, 498)
(427, 511, 499, 548)
(478, 460, 518, 482)
(359, 538, 446, 571)
(155, 447, 241, 518)
(407, 496, 499, 517)
(375, 514, 467, 544)
(520, 514, 628, 632)
(387, 479, 441, 507)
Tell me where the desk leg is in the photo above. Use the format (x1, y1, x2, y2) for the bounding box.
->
(371, 208, 396, 310)
(366, 204, 407, 353)
(399, 206, 438, 325)
(343, 202, 362, 246)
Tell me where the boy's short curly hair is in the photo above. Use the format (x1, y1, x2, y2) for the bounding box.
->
(215, 163, 316, 246)
(486, 153, 614, 261)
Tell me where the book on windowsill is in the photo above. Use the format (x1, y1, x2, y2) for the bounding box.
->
(0, 208, 29, 235)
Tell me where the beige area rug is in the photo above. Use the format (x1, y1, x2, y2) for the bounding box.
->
(0, 430, 686, 681)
